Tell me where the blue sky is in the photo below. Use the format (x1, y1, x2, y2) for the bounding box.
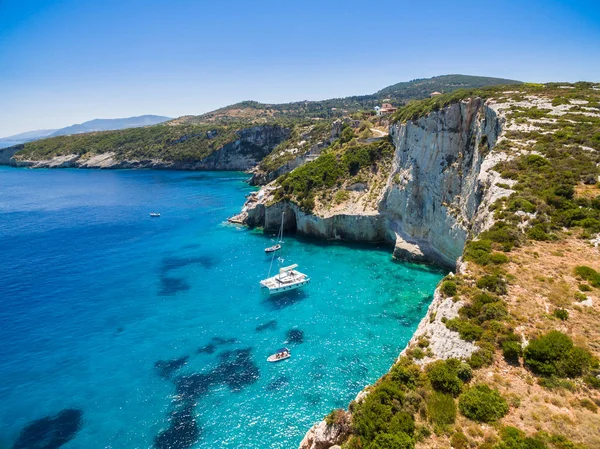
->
(0, 0, 599, 136)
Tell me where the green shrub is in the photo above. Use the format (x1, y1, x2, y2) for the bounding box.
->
(578, 283, 592, 292)
(388, 412, 415, 436)
(340, 126, 355, 144)
(367, 432, 414, 449)
(553, 308, 569, 320)
(489, 252, 510, 264)
(523, 331, 592, 377)
(445, 318, 484, 342)
(537, 376, 575, 391)
(464, 240, 493, 265)
(495, 426, 548, 449)
(528, 224, 552, 241)
(389, 359, 422, 389)
(426, 392, 456, 425)
(574, 266, 600, 287)
(409, 347, 425, 360)
(461, 292, 499, 319)
(468, 342, 496, 369)
(574, 292, 587, 301)
(450, 432, 469, 449)
(476, 275, 508, 295)
(446, 359, 473, 382)
(352, 395, 393, 441)
(502, 340, 522, 365)
(426, 360, 463, 396)
(458, 384, 509, 423)
(584, 375, 600, 389)
(334, 190, 350, 204)
(440, 280, 457, 297)
(478, 301, 509, 323)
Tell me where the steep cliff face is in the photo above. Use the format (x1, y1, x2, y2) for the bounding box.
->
(243, 99, 505, 268)
(383, 98, 503, 266)
(2, 125, 291, 170)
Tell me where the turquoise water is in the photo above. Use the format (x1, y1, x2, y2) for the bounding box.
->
(0, 167, 444, 449)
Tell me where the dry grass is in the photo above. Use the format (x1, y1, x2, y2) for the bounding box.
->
(575, 182, 600, 199)
(505, 238, 600, 355)
(415, 238, 600, 449)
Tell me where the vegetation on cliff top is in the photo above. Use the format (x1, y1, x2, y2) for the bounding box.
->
(13, 122, 289, 163)
(272, 131, 394, 212)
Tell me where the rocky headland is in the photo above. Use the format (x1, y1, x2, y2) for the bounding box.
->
(232, 85, 600, 449)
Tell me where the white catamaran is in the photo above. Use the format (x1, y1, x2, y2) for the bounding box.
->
(260, 212, 310, 295)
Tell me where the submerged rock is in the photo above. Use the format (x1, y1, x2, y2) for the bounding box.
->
(154, 406, 200, 449)
(155, 356, 189, 380)
(255, 319, 277, 332)
(175, 373, 215, 402)
(286, 328, 304, 344)
(213, 348, 260, 392)
(159, 276, 190, 296)
(12, 409, 83, 449)
(266, 376, 289, 391)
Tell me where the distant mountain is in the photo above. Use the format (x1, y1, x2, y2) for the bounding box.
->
(0, 115, 171, 148)
(49, 115, 171, 137)
(0, 129, 57, 149)
(179, 74, 521, 125)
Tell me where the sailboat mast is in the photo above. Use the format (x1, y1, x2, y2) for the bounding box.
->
(267, 211, 284, 278)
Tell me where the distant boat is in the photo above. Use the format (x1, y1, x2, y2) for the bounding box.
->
(264, 243, 281, 253)
(267, 347, 290, 362)
(260, 212, 310, 295)
(150, 212, 161, 217)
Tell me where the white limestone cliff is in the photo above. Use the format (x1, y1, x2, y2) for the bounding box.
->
(243, 98, 507, 269)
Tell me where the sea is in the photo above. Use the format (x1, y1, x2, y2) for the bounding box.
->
(0, 167, 444, 449)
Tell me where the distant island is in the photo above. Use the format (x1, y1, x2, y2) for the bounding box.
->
(0, 114, 171, 149)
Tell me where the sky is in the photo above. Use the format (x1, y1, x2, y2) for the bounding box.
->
(0, 0, 599, 137)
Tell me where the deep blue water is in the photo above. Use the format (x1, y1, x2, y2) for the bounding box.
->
(0, 167, 444, 449)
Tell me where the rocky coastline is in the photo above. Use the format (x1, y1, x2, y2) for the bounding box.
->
(0, 125, 291, 171)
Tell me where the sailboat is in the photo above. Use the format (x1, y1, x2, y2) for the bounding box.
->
(260, 212, 310, 295)
(265, 214, 284, 253)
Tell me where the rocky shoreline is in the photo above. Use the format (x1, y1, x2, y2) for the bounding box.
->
(0, 125, 292, 172)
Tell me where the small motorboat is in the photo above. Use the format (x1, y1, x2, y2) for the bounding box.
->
(267, 347, 290, 363)
(265, 243, 281, 253)
(150, 212, 161, 217)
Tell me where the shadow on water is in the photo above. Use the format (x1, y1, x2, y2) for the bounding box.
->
(160, 255, 218, 273)
(255, 319, 277, 332)
(12, 409, 83, 449)
(196, 336, 238, 354)
(262, 290, 308, 310)
(159, 276, 190, 296)
(157, 254, 219, 296)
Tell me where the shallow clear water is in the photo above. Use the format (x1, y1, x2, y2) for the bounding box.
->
(0, 167, 444, 449)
